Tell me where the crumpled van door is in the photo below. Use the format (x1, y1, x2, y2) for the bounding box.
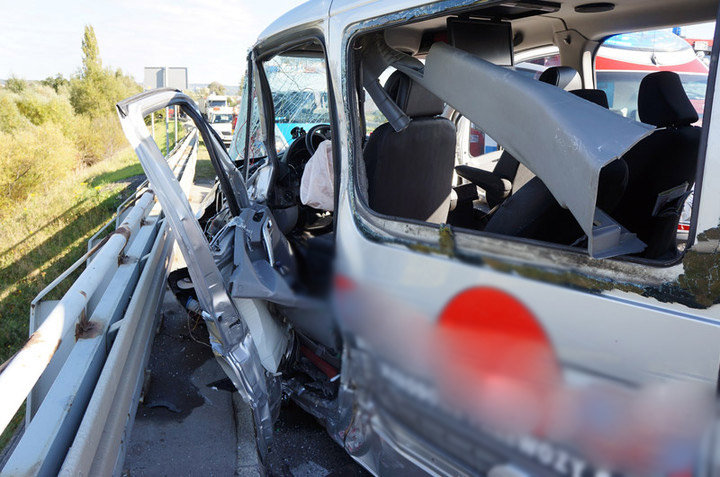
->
(116, 88, 288, 462)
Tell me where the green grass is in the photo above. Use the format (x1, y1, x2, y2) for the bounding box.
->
(89, 162, 144, 187)
(0, 117, 183, 451)
(151, 116, 187, 156)
(194, 140, 216, 183)
(0, 147, 143, 449)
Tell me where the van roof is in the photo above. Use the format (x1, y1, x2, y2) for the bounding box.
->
(256, 0, 716, 53)
(258, 0, 328, 44)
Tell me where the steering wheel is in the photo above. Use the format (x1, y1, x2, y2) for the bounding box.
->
(305, 124, 332, 155)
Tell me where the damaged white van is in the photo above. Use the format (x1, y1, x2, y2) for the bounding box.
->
(118, 0, 720, 474)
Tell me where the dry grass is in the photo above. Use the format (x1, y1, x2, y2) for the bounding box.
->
(194, 139, 216, 184)
(0, 118, 183, 451)
(0, 148, 143, 362)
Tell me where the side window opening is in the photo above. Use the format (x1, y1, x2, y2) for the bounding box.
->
(351, 17, 713, 263)
(596, 24, 715, 253)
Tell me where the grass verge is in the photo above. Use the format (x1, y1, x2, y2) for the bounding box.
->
(194, 140, 216, 183)
(0, 119, 182, 451)
(0, 147, 144, 363)
(0, 146, 143, 450)
(151, 115, 186, 156)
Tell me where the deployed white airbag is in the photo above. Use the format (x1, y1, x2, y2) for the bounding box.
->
(300, 139, 334, 211)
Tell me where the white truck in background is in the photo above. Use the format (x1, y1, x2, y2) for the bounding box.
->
(208, 106, 234, 145)
(198, 94, 228, 119)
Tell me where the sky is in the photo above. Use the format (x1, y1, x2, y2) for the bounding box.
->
(0, 0, 307, 85)
(0, 1, 716, 85)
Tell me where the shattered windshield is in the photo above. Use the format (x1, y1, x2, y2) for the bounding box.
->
(263, 55, 329, 151)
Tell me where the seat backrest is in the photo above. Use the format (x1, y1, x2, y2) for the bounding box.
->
(570, 89, 609, 109)
(484, 159, 629, 245)
(613, 71, 701, 258)
(638, 71, 699, 127)
(364, 71, 456, 223)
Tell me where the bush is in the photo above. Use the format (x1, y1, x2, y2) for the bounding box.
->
(14, 88, 75, 131)
(41, 74, 70, 93)
(71, 114, 126, 166)
(5, 76, 26, 94)
(0, 125, 76, 212)
(0, 24, 142, 213)
(0, 91, 30, 132)
(70, 69, 140, 118)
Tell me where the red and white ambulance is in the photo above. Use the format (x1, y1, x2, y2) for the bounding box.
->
(596, 29, 709, 240)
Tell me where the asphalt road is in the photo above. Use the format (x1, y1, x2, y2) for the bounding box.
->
(125, 289, 366, 477)
(267, 401, 368, 477)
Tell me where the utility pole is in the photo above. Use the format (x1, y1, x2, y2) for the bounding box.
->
(174, 105, 178, 144)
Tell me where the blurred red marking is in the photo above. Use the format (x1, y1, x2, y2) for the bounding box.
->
(439, 287, 550, 344)
(436, 287, 561, 434)
(334, 274, 356, 292)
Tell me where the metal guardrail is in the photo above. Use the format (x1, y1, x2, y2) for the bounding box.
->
(0, 128, 199, 476)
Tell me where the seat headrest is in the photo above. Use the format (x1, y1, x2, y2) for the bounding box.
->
(538, 66, 582, 91)
(638, 71, 698, 127)
(384, 71, 445, 117)
(570, 89, 609, 109)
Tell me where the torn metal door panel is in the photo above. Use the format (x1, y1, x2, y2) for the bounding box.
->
(116, 88, 287, 461)
(397, 42, 655, 257)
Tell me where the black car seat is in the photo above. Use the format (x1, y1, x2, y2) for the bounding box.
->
(612, 71, 701, 258)
(570, 88, 609, 108)
(456, 66, 584, 208)
(537, 66, 583, 90)
(484, 159, 629, 245)
(363, 71, 456, 223)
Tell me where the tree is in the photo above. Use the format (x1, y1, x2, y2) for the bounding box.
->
(70, 25, 140, 117)
(5, 76, 26, 94)
(41, 74, 70, 93)
(81, 25, 101, 76)
(208, 81, 226, 95)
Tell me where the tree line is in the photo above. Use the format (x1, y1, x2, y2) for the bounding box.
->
(0, 25, 141, 213)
